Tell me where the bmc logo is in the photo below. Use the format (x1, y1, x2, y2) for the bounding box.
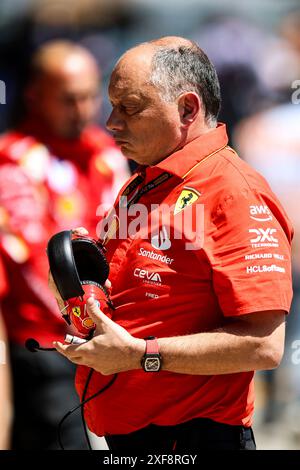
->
(134, 268, 162, 283)
(249, 228, 278, 243)
(249, 205, 272, 221)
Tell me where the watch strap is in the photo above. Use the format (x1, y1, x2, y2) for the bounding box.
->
(145, 336, 159, 355)
(141, 336, 161, 372)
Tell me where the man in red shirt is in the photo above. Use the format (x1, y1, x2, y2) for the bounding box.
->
(0, 40, 129, 449)
(54, 37, 293, 450)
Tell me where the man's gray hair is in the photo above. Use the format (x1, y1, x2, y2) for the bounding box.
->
(150, 43, 221, 126)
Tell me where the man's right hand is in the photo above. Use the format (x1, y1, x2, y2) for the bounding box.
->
(71, 227, 89, 236)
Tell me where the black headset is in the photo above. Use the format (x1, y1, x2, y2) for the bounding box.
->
(47, 230, 109, 300)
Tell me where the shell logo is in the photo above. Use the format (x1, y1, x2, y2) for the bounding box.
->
(82, 317, 95, 329)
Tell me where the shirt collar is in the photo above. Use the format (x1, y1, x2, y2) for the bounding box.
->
(151, 123, 228, 180)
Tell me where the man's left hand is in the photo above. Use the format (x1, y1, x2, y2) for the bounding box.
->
(53, 298, 145, 375)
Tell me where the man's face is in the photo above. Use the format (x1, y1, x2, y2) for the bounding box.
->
(106, 52, 184, 166)
(30, 56, 100, 139)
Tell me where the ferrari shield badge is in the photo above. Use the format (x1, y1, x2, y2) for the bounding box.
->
(72, 307, 81, 318)
(174, 187, 200, 214)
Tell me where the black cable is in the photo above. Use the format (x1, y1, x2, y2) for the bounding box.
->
(81, 369, 94, 451)
(58, 371, 118, 450)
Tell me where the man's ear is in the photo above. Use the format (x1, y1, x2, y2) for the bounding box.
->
(178, 92, 201, 126)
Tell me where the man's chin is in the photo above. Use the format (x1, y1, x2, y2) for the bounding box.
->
(115, 142, 145, 164)
(117, 143, 133, 157)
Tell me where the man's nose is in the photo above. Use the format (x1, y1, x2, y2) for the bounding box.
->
(106, 108, 124, 131)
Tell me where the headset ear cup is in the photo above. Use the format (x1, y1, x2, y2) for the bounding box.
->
(47, 231, 109, 300)
(47, 230, 111, 336)
(47, 230, 84, 300)
(71, 238, 109, 286)
(66, 283, 112, 337)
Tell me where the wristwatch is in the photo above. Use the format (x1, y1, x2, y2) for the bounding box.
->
(141, 336, 162, 372)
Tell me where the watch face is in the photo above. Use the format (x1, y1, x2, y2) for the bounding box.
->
(144, 356, 161, 372)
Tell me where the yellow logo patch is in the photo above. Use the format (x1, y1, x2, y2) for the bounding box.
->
(72, 307, 81, 318)
(174, 187, 200, 214)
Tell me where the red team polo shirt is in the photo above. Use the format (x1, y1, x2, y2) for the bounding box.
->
(76, 123, 293, 436)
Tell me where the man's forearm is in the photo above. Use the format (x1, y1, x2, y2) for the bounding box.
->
(155, 314, 284, 375)
(53, 301, 284, 376)
(157, 328, 263, 375)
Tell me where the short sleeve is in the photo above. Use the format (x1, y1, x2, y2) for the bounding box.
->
(203, 182, 293, 317)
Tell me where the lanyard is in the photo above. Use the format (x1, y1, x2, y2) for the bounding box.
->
(102, 143, 229, 246)
(120, 171, 173, 208)
(102, 171, 173, 245)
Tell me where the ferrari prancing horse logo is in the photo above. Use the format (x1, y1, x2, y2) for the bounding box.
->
(174, 187, 200, 214)
(72, 307, 81, 317)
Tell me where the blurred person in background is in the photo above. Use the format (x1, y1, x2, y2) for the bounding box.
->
(191, 15, 271, 141)
(280, 10, 300, 56)
(0, 40, 129, 449)
(0, 256, 12, 450)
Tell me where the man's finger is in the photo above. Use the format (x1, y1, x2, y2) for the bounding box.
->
(54, 341, 94, 366)
(86, 297, 111, 327)
(53, 341, 84, 358)
(72, 227, 89, 236)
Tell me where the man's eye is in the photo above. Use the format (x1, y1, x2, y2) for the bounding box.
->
(123, 106, 138, 115)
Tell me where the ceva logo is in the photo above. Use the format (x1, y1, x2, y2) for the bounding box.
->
(134, 269, 162, 284)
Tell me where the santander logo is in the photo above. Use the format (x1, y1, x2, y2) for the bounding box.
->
(151, 226, 171, 250)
